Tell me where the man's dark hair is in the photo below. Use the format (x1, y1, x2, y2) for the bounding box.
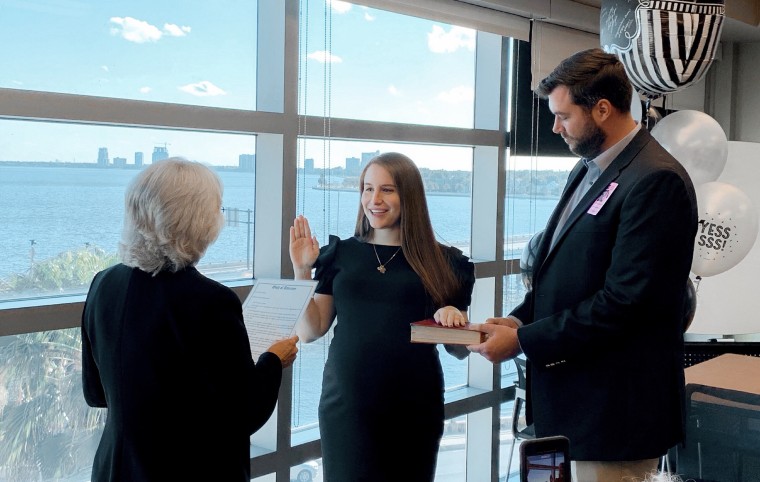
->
(535, 48, 632, 113)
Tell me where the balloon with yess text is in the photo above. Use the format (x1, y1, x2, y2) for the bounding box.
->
(650, 110, 728, 186)
(692, 182, 759, 277)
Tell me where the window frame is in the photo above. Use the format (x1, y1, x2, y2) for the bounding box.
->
(0, 1, 526, 480)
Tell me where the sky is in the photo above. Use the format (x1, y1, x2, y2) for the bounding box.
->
(0, 0, 574, 171)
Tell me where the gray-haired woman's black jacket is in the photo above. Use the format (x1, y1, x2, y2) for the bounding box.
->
(82, 264, 283, 481)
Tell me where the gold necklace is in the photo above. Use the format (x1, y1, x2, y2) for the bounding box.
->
(372, 244, 402, 274)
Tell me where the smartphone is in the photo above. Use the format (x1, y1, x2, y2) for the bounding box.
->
(519, 435, 571, 482)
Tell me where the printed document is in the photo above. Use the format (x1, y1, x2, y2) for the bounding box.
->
(243, 278, 317, 359)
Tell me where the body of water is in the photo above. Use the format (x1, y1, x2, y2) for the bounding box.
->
(0, 165, 558, 280)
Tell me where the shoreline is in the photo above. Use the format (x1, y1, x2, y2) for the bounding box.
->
(312, 186, 470, 197)
(311, 186, 559, 200)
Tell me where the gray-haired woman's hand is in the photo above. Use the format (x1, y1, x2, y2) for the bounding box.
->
(267, 335, 299, 369)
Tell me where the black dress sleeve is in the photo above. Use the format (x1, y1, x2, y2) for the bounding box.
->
(313, 234, 340, 295)
(443, 244, 476, 309)
(442, 245, 476, 360)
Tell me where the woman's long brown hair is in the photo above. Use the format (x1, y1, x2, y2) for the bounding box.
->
(354, 152, 461, 307)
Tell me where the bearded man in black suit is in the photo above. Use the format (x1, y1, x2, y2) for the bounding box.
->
(470, 48, 698, 482)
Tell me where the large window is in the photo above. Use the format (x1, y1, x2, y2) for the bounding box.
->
(0, 121, 256, 302)
(0, 1, 539, 481)
(0, 329, 102, 482)
(290, 1, 485, 438)
(298, 2, 475, 127)
(292, 139, 474, 430)
(502, 153, 578, 319)
(294, 140, 473, 252)
(0, 1, 258, 109)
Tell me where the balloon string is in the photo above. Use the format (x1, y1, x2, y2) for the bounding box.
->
(694, 275, 701, 293)
(644, 98, 652, 130)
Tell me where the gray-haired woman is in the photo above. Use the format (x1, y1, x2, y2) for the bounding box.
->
(82, 157, 298, 481)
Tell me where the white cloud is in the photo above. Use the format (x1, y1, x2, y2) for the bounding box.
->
(178, 81, 226, 97)
(163, 23, 191, 37)
(437, 85, 474, 103)
(110, 17, 163, 43)
(101, 65, 109, 72)
(307, 50, 343, 63)
(328, 0, 352, 13)
(139, 87, 152, 94)
(427, 25, 476, 53)
(364, 12, 375, 21)
(387, 84, 400, 96)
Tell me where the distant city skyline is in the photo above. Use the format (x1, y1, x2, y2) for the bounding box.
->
(0, 147, 575, 172)
(0, 155, 565, 198)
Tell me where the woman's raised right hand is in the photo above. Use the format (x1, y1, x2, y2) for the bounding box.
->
(289, 215, 320, 278)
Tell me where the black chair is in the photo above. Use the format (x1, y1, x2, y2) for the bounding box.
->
(677, 384, 760, 482)
(505, 356, 535, 478)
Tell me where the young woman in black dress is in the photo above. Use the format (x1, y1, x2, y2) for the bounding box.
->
(290, 152, 475, 481)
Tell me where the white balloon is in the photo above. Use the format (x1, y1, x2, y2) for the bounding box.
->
(692, 182, 759, 277)
(651, 110, 728, 186)
(630, 85, 643, 123)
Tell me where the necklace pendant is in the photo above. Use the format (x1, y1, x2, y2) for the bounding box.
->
(372, 244, 400, 274)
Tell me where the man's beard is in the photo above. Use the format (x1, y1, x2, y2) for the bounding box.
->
(568, 116, 605, 159)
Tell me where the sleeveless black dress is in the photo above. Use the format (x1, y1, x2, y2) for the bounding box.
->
(314, 236, 475, 481)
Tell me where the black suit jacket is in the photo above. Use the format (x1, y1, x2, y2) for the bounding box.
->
(513, 128, 698, 461)
(82, 264, 283, 481)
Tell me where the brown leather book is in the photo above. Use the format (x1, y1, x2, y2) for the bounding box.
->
(410, 319, 486, 345)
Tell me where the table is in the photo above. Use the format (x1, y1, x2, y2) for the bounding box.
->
(678, 354, 760, 482)
(685, 353, 760, 394)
